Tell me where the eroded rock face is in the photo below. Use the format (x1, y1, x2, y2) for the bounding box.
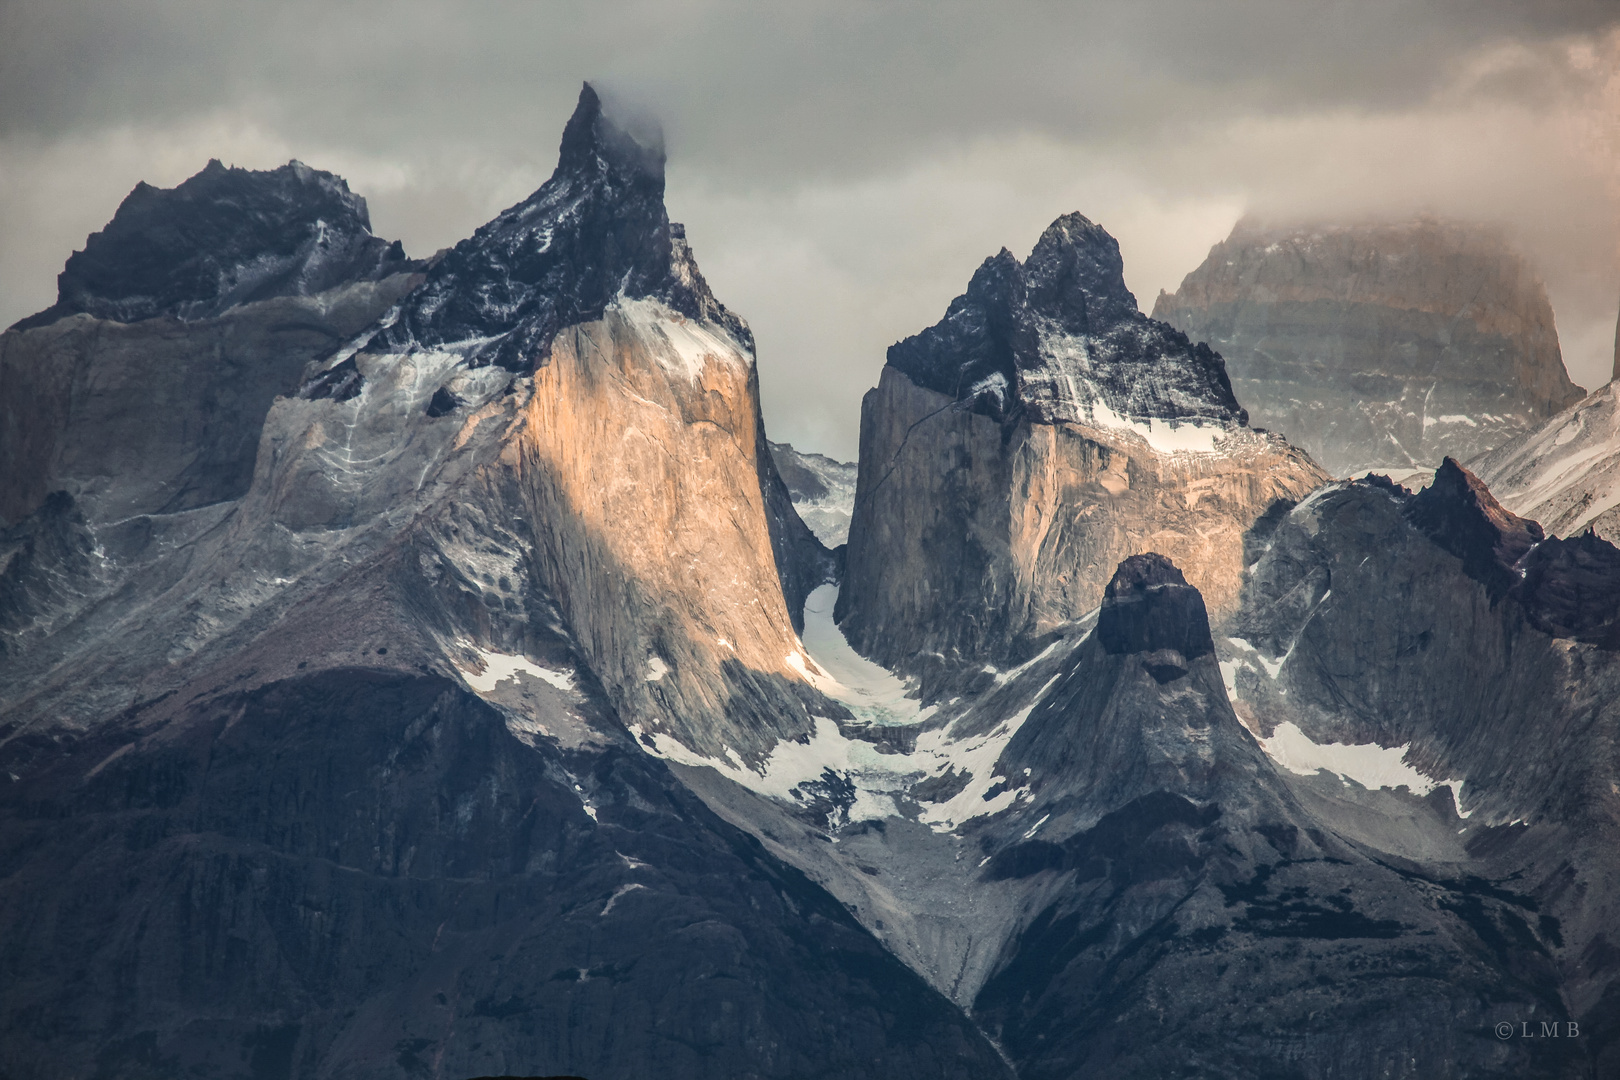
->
(0, 84, 982, 1080)
(0, 275, 422, 528)
(1228, 468, 1620, 1061)
(517, 301, 828, 762)
(1154, 218, 1583, 476)
(970, 554, 1572, 1080)
(839, 216, 1325, 678)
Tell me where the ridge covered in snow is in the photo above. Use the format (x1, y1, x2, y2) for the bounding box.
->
(1473, 379, 1620, 541)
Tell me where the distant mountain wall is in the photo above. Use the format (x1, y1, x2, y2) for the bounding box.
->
(1154, 217, 1583, 476)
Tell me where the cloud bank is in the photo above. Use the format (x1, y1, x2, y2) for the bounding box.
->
(4, 1, 1619, 457)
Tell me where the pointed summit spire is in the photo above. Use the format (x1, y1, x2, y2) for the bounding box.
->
(557, 82, 666, 183)
(375, 81, 744, 372)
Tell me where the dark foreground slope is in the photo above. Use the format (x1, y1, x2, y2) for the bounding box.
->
(0, 665, 1007, 1080)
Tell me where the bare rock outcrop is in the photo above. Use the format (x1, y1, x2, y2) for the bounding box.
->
(838, 214, 1326, 678)
(1154, 217, 1583, 476)
(0, 160, 423, 529)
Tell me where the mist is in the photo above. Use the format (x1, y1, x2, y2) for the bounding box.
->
(4, 1, 1618, 459)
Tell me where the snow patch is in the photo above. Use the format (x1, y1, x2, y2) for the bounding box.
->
(1087, 399, 1229, 455)
(793, 583, 934, 726)
(611, 296, 751, 383)
(600, 883, 645, 916)
(645, 656, 669, 682)
(460, 646, 574, 694)
(635, 584, 1070, 832)
(1259, 721, 1466, 809)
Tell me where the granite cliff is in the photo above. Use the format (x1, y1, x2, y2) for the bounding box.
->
(0, 86, 962, 1080)
(1154, 217, 1583, 476)
(836, 213, 1326, 681)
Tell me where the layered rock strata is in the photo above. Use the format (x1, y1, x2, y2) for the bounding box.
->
(838, 213, 1326, 677)
(1154, 217, 1583, 476)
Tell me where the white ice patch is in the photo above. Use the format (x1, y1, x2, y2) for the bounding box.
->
(460, 646, 574, 694)
(1259, 721, 1466, 808)
(791, 583, 934, 726)
(1423, 413, 1479, 429)
(645, 656, 669, 682)
(636, 584, 1066, 832)
(611, 296, 752, 383)
(1087, 399, 1229, 455)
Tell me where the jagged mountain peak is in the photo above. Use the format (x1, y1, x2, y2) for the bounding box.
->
(886, 210, 1245, 430)
(556, 81, 666, 183)
(11, 158, 413, 331)
(1023, 210, 1138, 326)
(378, 82, 749, 371)
(1405, 456, 1543, 599)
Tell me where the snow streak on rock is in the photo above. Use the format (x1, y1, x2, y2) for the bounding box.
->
(636, 584, 1066, 832)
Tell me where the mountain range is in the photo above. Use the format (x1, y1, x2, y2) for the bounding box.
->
(3, 83, 1619, 1080)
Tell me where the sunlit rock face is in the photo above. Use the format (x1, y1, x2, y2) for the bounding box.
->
(1154, 217, 1583, 477)
(838, 213, 1326, 680)
(0, 85, 996, 1080)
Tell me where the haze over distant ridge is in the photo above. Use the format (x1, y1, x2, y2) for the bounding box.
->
(4, 1, 1620, 458)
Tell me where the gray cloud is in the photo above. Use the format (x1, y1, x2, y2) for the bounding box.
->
(4, 1, 1620, 457)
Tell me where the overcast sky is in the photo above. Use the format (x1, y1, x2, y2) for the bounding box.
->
(5, 1, 1620, 459)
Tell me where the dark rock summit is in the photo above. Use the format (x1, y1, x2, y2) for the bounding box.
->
(12, 159, 415, 331)
(377, 83, 749, 372)
(1405, 457, 1544, 600)
(1095, 553, 1214, 660)
(1, 162, 425, 527)
(890, 213, 1246, 428)
(837, 212, 1323, 678)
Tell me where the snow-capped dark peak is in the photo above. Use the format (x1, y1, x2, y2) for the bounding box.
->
(886, 211, 1245, 433)
(380, 82, 749, 370)
(12, 159, 414, 331)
